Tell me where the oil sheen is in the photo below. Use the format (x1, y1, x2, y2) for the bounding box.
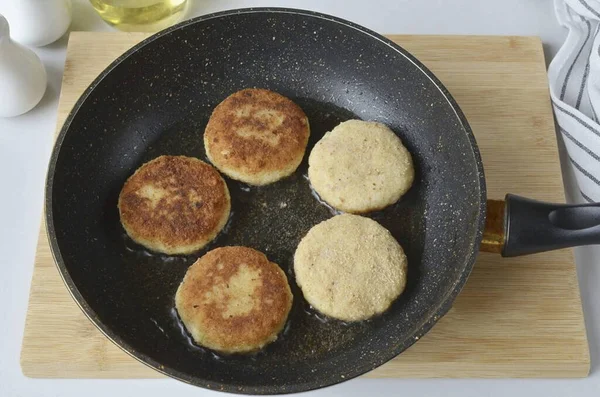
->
(90, 0, 189, 32)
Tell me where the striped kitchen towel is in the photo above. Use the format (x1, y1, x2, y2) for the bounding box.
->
(549, 0, 600, 202)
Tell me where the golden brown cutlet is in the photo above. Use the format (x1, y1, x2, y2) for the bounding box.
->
(204, 88, 310, 185)
(175, 246, 293, 353)
(118, 155, 230, 255)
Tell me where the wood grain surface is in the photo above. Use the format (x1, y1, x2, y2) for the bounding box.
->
(20, 32, 590, 379)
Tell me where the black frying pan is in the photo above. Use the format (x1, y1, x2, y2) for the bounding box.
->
(47, 7, 598, 395)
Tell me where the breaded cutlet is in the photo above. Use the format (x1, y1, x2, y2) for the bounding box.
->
(118, 155, 230, 255)
(204, 88, 310, 185)
(175, 246, 293, 353)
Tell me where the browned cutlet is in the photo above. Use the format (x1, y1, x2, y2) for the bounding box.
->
(118, 155, 230, 255)
(175, 246, 293, 353)
(204, 88, 310, 185)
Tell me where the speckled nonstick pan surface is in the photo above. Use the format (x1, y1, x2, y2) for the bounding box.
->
(46, 8, 486, 395)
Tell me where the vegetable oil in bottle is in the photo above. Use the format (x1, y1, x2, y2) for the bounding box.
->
(89, 0, 189, 32)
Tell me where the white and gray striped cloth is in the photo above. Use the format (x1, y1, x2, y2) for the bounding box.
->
(549, 0, 600, 202)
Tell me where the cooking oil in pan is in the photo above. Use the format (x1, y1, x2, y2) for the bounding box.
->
(89, 0, 189, 32)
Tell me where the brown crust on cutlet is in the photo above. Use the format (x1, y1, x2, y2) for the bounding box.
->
(204, 88, 310, 185)
(175, 246, 293, 353)
(118, 155, 230, 254)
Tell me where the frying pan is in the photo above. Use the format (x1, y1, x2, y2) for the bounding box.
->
(47, 7, 598, 395)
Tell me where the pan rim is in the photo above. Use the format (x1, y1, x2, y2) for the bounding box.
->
(45, 7, 487, 395)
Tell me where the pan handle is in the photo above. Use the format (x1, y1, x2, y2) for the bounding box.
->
(481, 194, 600, 257)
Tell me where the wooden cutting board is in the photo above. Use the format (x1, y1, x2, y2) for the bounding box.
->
(20, 32, 590, 378)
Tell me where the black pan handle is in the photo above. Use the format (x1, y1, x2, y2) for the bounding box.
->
(501, 194, 600, 256)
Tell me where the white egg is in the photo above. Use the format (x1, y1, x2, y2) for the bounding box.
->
(0, 15, 47, 118)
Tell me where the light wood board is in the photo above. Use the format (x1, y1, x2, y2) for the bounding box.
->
(21, 32, 590, 378)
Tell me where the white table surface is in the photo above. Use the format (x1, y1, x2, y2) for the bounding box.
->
(2, 0, 599, 396)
